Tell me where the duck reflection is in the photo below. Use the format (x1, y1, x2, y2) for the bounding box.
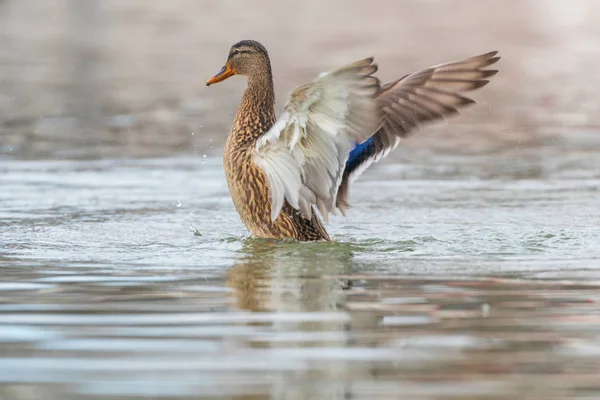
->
(225, 239, 359, 399)
(226, 239, 356, 313)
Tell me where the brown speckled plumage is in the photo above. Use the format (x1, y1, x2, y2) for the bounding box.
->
(218, 41, 330, 241)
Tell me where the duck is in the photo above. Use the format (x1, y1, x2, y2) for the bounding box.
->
(206, 40, 499, 241)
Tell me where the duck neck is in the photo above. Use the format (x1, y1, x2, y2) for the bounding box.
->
(233, 69, 277, 145)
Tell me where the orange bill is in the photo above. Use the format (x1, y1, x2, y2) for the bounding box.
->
(206, 63, 234, 86)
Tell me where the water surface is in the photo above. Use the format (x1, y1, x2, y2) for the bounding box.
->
(1, 147, 600, 399)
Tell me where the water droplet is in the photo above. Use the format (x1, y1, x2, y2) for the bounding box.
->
(191, 132, 195, 136)
(201, 154, 207, 164)
(190, 224, 202, 236)
(176, 201, 182, 208)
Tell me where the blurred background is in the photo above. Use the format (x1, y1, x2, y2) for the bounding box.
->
(1, 0, 599, 160)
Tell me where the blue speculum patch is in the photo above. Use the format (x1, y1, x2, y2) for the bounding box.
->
(346, 137, 374, 171)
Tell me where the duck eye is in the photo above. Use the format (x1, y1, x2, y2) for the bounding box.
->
(232, 49, 241, 56)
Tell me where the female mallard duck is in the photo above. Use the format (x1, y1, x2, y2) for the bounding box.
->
(206, 40, 499, 241)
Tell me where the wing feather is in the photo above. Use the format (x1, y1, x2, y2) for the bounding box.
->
(254, 58, 384, 222)
(336, 51, 500, 212)
(254, 51, 500, 220)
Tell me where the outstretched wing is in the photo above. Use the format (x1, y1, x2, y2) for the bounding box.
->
(336, 51, 500, 212)
(254, 58, 384, 222)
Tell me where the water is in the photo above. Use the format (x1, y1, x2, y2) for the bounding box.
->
(1, 146, 600, 399)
